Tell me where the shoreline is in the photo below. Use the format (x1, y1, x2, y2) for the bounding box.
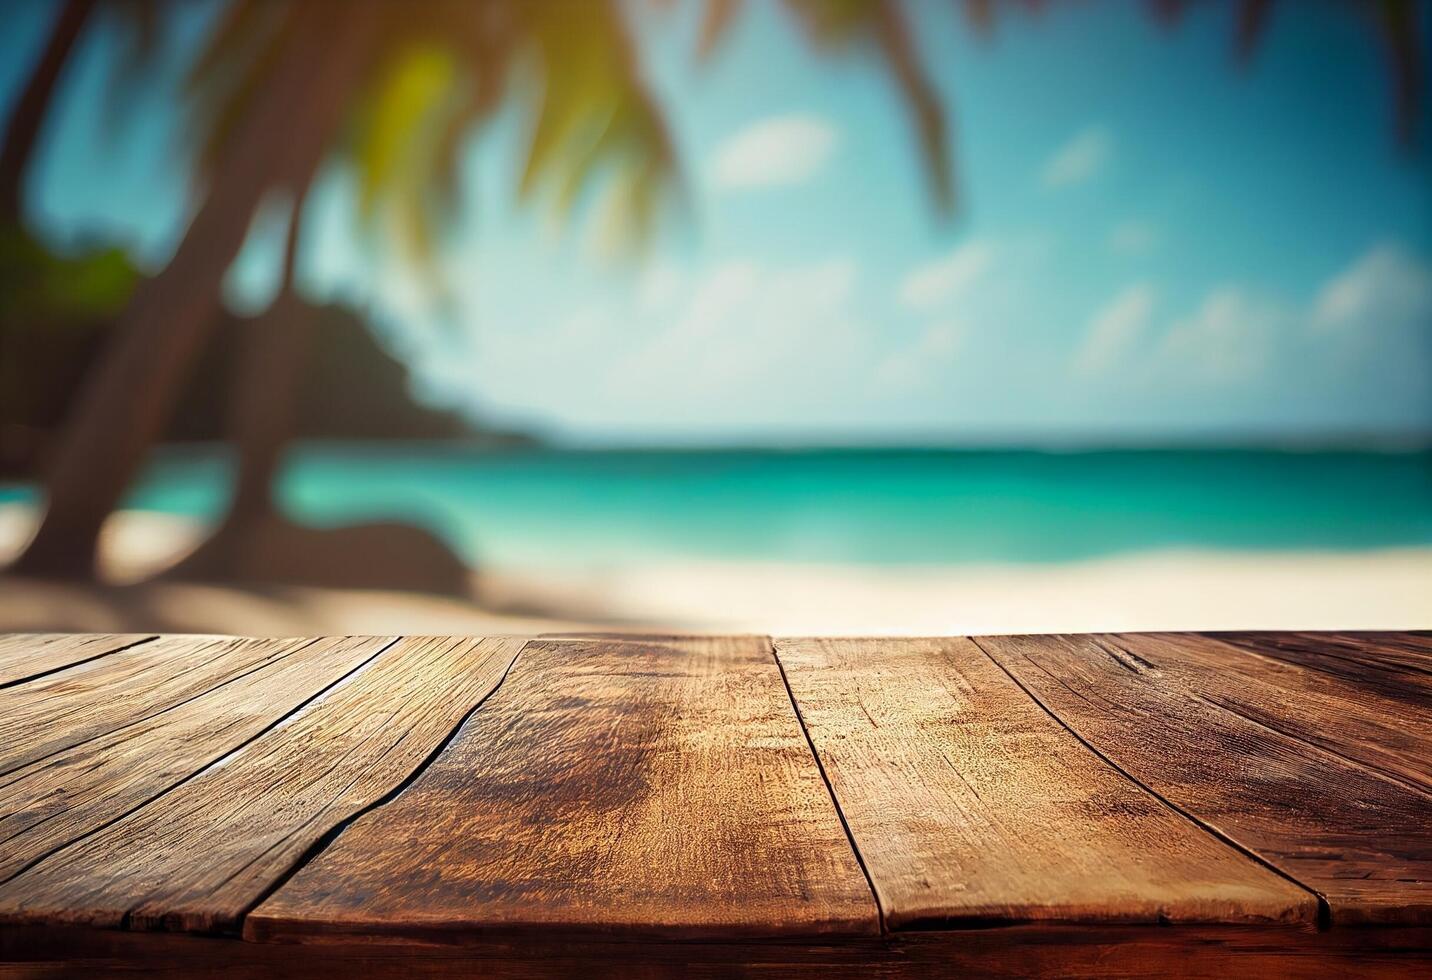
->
(2, 505, 1428, 636)
(481, 549, 1432, 635)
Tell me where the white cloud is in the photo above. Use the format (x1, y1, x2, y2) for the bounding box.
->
(548, 308, 611, 348)
(1313, 243, 1432, 333)
(1109, 220, 1158, 255)
(876, 320, 970, 390)
(1041, 126, 1112, 189)
(897, 241, 995, 311)
(1074, 284, 1156, 375)
(614, 257, 863, 394)
(1158, 287, 1287, 383)
(658, 261, 762, 349)
(709, 114, 839, 190)
(1075, 242, 1431, 398)
(638, 262, 685, 313)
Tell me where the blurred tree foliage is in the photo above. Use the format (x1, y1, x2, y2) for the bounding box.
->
(0, 227, 137, 323)
(3, 0, 1424, 580)
(0, 226, 138, 475)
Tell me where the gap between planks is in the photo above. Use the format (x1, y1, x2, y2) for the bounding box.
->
(245, 634, 877, 943)
(1, 635, 331, 779)
(1106, 633, 1432, 798)
(195, 632, 1337, 939)
(967, 635, 1332, 928)
(0, 634, 158, 690)
(231, 638, 532, 928)
(0, 636, 531, 934)
(774, 636, 1316, 932)
(4, 632, 1423, 943)
(771, 638, 889, 936)
(977, 633, 1432, 926)
(0, 637, 401, 888)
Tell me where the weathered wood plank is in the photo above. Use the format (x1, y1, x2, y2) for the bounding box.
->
(1293, 631, 1432, 658)
(0, 634, 153, 688)
(1109, 633, 1432, 792)
(1211, 631, 1432, 705)
(0, 635, 318, 777)
(0, 635, 395, 882)
(248, 636, 877, 943)
(775, 637, 1314, 930)
(979, 633, 1432, 925)
(0, 636, 525, 934)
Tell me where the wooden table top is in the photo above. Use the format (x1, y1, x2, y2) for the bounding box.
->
(0, 631, 1428, 977)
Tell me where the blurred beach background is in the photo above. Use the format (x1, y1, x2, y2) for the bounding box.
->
(1, 0, 1429, 636)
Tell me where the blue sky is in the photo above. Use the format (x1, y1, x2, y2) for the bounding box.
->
(5, 0, 1431, 444)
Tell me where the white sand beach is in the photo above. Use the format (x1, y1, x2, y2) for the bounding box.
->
(2, 504, 1428, 636)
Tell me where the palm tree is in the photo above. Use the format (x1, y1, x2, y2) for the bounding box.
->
(0, 0, 96, 222)
(9, 0, 1423, 579)
(13, 0, 954, 579)
(218, 192, 308, 530)
(183, 1, 688, 577)
(1, 0, 169, 224)
(15, 0, 382, 577)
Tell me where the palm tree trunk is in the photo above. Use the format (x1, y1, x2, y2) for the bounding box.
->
(14, 0, 379, 579)
(225, 192, 312, 523)
(0, 0, 96, 223)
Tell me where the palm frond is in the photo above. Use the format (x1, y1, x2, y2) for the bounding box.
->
(697, 0, 742, 61)
(781, 0, 955, 216)
(1234, 0, 1274, 67)
(184, 0, 293, 185)
(871, 0, 955, 215)
(518, 0, 681, 250)
(1371, 0, 1424, 148)
(97, 0, 165, 141)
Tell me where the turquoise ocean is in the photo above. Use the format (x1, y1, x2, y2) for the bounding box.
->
(4, 446, 1431, 567)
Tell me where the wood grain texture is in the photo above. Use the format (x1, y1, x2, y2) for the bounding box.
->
(1211, 631, 1432, 704)
(0, 634, 153, 687)
(248, 635, 877, 943)
(0, 636, 525, 934)
(0, 635, 394, 882)
(775, 637, 1314, 930)
(1108, 632, 1432, 792)
(0, 635, 317, 777)
(979, 633, 1432, 925)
